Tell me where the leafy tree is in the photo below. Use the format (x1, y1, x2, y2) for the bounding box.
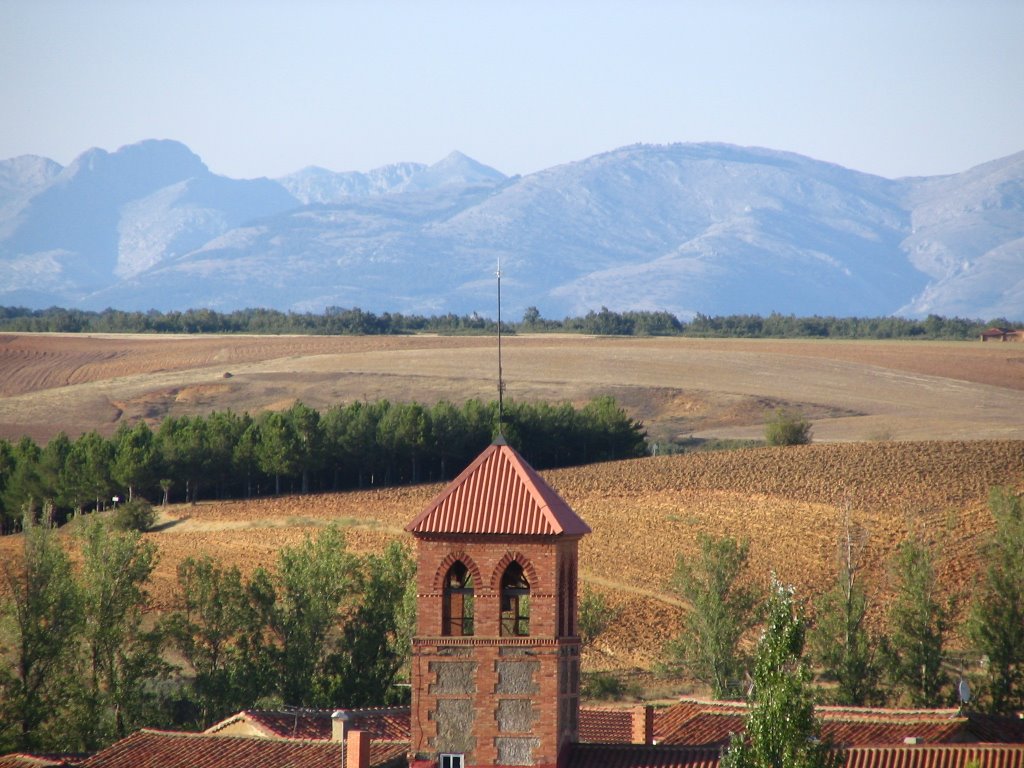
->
(579, 587, 617, 649)
(318, 541, 416, 706)
(69, 519, 168, 749)
(721, 580, 842, 768)
(256, 525, 360, 705)
(886, 537, 953, 707)
(668, 533, 760, 698)
(0, 517, 83, 752)
(810, 514, 884, 705)
(169, 556, 269, 727)
(968, 487, 1024, 713)
(764, 407, 813, 446)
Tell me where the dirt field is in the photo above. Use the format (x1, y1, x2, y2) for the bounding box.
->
(0, 332, 1022, 444)
(1, 333, 1023, 675)
(2, 440, 1020, 674)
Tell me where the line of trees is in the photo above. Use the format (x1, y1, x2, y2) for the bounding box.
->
(664, 487, 1024, 714)
(0, 517, 414, 754)
(0, 396, 648, 534)
(1, 304, 1019, 339)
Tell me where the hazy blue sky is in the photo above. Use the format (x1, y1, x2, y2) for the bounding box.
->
(2, 1, 1022, 180)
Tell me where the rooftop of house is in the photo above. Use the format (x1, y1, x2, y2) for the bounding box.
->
(204, 707, 411, 742)
(653, 698, 1024, 747)
(566, 744, 1024, 768)
(73, 729, 407, 768)
(405, 438, 591, 537)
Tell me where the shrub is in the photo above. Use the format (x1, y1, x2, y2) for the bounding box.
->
(764, 408, 812, 446)
(581, 671, 640, 701)
(112, 498, 157, 532)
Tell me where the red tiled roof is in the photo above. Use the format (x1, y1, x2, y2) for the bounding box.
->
(567, 744, 1024, 768)
(76, 729, 408, 768)
(579, 708, 636, 744)
(0, 756, 79, 768)
(405, 440, 591, 537)
(654, 698, 1022, 749)
(204, 707, 411, 742)
(844, 745, 1024, 768)
(567, 744, 724, 768)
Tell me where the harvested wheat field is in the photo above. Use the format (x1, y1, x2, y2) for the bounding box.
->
(0, 332, 1023, 444)
(3, 440, 1019, 675)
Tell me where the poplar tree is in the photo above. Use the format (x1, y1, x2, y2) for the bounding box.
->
(668, 533, 760, 698)
(722, 580, 842, 768)
(968, 488, 1024, 713)
(886, 537, 953, 707)
(0, 515, 82, 751)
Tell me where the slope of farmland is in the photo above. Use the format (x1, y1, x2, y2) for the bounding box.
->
(1, 333, 1023, 444)
(4, 440, 1017, 675)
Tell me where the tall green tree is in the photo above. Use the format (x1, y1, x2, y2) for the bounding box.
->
(886, 537, 953, 707)
(0, 517, 83, 752)
(968, 487, 1024, 713)
(254, 525, 360, 705)
(810, 515, 884, 705)
(69, 520, 168, 749)
(253, 411, 301, 495)
(1, 437, 44, 526)
(112, 422, 157, 502)
(318, 541, 416, 706)
(668, 533, 760, 698)
(721, 580, 842, 768)
(285, 402, 324, 494)
(169, 556, 269, 727)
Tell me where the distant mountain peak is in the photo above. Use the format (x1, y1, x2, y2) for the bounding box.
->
(0, 139, 1021, 320)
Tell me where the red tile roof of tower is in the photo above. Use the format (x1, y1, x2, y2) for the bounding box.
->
(405, 439, 591, 537)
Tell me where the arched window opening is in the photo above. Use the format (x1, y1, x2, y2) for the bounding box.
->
(443, 561, 474, 636)
(500, 562, 530, 637)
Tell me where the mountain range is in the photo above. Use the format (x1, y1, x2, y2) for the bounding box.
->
(1, 139, 1022, 320)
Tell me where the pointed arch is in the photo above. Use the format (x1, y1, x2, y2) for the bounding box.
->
(490, 552, 539, 593)
(432, 551, 483, 593)
(440, 559, 476, 637)
(497, 557, 533, 637)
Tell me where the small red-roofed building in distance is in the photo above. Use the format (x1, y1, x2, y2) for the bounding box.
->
(405, 437, 591, 768)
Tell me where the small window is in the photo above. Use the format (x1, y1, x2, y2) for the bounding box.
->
(500, 561, 530, 636)
(442, 561, 474, 636)
(440, 754, 465, 768)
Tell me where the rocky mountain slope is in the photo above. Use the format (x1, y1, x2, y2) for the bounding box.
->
(0, 139, 1021, 319)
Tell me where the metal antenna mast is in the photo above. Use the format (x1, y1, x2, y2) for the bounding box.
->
(496, 258, 505, 436)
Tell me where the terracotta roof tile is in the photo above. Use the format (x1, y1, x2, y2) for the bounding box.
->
(567, 744, 1024, 768)
(204, 707, 410, 742)
(579, 708, 636, 744)
(406, 440, 590, 537)
(0, 756, 79, 768)
(567, 744, 724, 768)
(655, 698, 1020, 749)
(77, 729, 408, 768)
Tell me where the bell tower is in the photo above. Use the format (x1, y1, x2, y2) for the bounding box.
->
(406, 438, 591, 768)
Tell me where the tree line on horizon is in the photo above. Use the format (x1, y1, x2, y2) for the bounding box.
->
(0, 396, 648, 534)
(0, 304, 1019, 339)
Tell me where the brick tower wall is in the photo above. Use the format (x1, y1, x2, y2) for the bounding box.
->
(410, 535, 581, 768)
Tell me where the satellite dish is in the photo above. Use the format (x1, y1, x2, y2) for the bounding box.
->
(958, 678, 971, 704)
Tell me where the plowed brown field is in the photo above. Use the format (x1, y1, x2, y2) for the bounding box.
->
(1, 333, 1023, 444)
(2, 334, 1023, 675)
(3, 440, 1019, 673)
